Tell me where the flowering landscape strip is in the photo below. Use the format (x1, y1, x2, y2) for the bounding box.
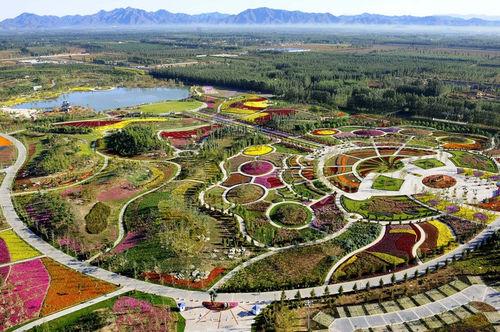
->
(143, 267, 225, 289)
(0, 238, 10, 264)
(40, 257, 117, 315)
(0, 229, 40, 262)
(0, 258, 50, 330)
(254, 170, 284, 189)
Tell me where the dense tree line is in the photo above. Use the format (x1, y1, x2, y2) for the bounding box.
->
(105, 125, 171, 157)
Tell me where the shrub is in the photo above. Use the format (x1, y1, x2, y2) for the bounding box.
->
(85, 202, 111, 234)
(105, 125, 170, 157)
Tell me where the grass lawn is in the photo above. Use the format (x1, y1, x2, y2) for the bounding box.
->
(138, 100, 204, 114)
(371, 175, 404, 191)
(412, 158, 445, 170)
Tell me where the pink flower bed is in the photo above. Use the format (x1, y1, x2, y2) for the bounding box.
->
(240, 160, 274, 176)
(61, 120, 122, 128)
(334, 132, 356, 138)
(0, 238, 10, 264)
(352, 129, 386, 137)
(254, 171, 284, 189)
(114, 231, 145, 254)
(113, 296, 172, 331)
(97, 181, 139, 202)
(1, 259, 50, 329)
(57, 237, 82, 253)
(310, 195, 345, 233)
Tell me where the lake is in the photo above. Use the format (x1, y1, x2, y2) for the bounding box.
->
(13, 87, 190, 112)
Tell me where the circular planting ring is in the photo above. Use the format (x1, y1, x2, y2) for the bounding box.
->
(356, 156, 405, 178)
(240, 160, 274, 176)
(268, 202, 313, 228)
(242, 145, 274, 156)
(422, 174, 457, 189)
(352, 129, 385, 137)
(225, 183, 266, 205)
(311, 128, 339, 136)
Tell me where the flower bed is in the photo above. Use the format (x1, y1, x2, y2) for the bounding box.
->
(0, 259, 50, 330)
(114, 231, 146, 254)
(40, 257, 117, 315)
(422, 174, 457, 189)
(300, 168, 316, 181)
(0, 230, 39, 263)
(400, 128, 433, 136)
(221, 173, 252, 187)
(243, 145, 273, 156)
(160, 125, 220, 140)
(356, 156, 405, 178)
(352, 129, 385, 137)
(438, 215, 483, 243)
(341, 195, 436, 221)
(240, 160, 274, 176)
(345, 149, 378, 159)
(254, 171, 284, 189)
(310, 195, 345, 233)
(113, 296, 173, 331)
(328, 173, 361, 193)
(371, 175, 404, 191)
(0, 238, 9, 264)
(60, 119, 122, 128)
(226, 184, 265, 204)
(97, 180, 140, 202)
(312, 129, 339, 136)
(368, 225, 419, 261)
(377, 127, 401, 133)
(448, 151, 497, 173)
(143, 267, 225, 289)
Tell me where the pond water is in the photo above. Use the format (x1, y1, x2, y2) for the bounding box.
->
(13, 87, 190, 112)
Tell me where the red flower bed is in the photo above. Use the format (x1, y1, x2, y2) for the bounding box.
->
(369, 225, 418, 260)
(143, 267, 225, 289)
(418, 222, 438, 254)
(221, 173, 252, 187)
(254, 171, 284, 189)
(353, 129, 385, 137)
(160, 125, 220, 140)
(60, 120, 122, 127)
(301, 168, 315, 180)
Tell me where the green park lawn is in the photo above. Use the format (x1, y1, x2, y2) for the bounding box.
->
(138, 100, 204, 114)
(412, 158, 445, 170)
(371, 175, 404, 191)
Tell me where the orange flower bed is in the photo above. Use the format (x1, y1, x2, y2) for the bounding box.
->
(40, 258, 117, 315)
(443, 142, 481, 150)
(143, 267, 225, 289)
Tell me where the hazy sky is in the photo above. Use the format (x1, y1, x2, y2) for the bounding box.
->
(2, 0, 500, 20)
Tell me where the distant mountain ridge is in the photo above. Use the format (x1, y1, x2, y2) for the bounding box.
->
(2, 7, 499, 30)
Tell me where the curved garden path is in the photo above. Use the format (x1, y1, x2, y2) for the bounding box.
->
(1, 129, 500, 330)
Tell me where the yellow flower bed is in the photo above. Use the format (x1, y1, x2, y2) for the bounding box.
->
(429, 220, 454, 247)
(389, 228, 416, 235)
(243, 100, 269, 109)
(97, 118, 167, 132)
(370, 251, 405, 265)
(243, 145, 273, 156)
(0, 229, 40, 262)
(314, 129, 338, 136)
(244, 112, 269, 123)
(224, 108, 257, 115)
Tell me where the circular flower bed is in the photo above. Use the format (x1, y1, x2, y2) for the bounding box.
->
(377, 127, 401, 133)
(352, 129, 385, 137)
(243, 145, 273, 156)
(269, 202, 312, 227)
(226, 184, 265, 204)
(240, 160, 274, 176)
(422, 174, 457, 189)
(311, 128, 339, 136)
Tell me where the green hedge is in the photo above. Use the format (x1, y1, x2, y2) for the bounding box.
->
(85, 202, 111, 234)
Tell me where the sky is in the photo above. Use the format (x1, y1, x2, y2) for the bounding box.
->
(2, 0, 500, 20)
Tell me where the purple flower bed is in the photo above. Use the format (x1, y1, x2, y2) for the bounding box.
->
(446, 205, 460, 214)
(310, 195, 345, 233)
(113, 296, 172, 330)
(114, 231, 145, 254)
(473, 171, 484, 178)
(254, 170, 284, 189)
(489, 175, 500, 182)
(0, 238, 10, 264)
(113, 296, 153, 314)
(427, 199, 440, 207)
(352, 129, 385, 137)
(377, 127, 401, 133)
(473, 212, 488, 222)
(240, 160, 274, 176)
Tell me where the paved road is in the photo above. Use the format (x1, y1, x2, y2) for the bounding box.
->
(329, 284, 500, 332)
(1, 132, 500, 331)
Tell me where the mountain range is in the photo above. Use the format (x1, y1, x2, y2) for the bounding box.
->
(2, 7, 499, 30)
